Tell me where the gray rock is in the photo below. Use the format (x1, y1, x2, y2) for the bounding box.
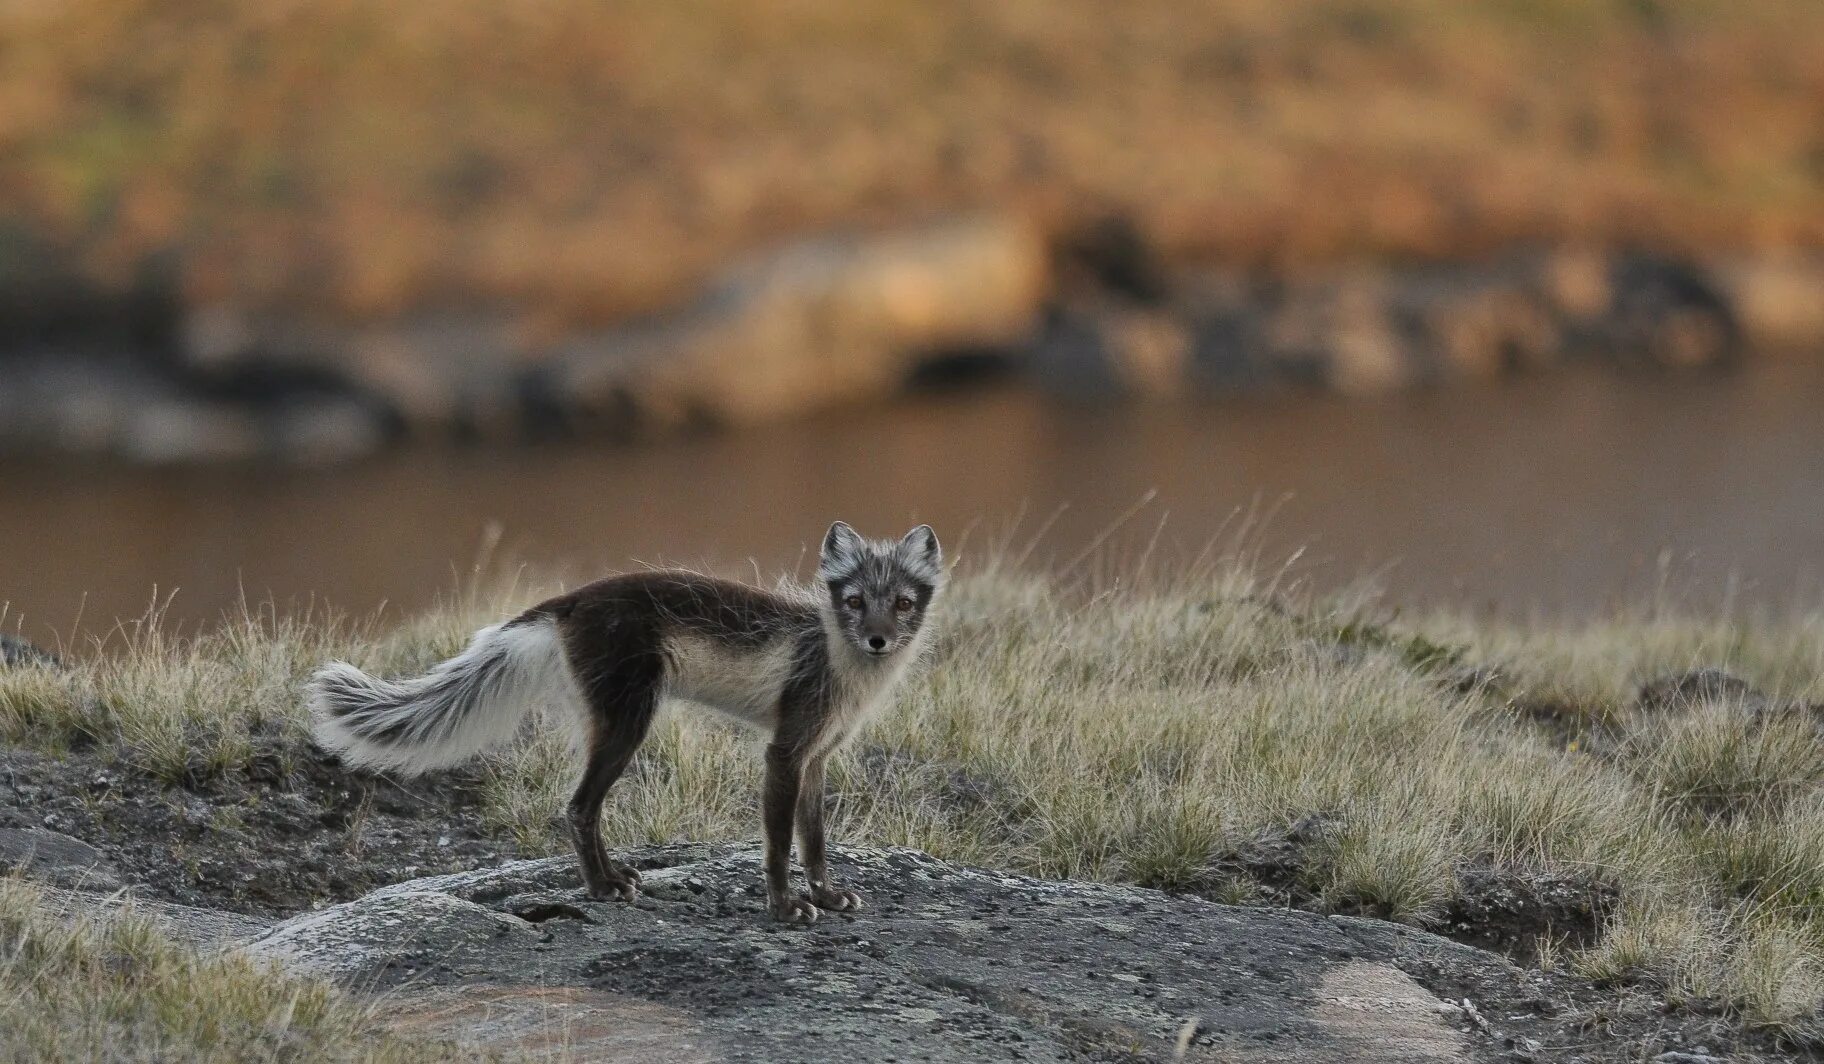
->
(1263, 272, 1420, 394)
(117, 397, 265, 464)
(7, 239, 1801, 465)
(26, 883, 271, 949)
(1030, 302, 1192, 399)
(1636, 669, 1762, 713)
(249, 888, 542, 980)
(1605, 255, 1739, 369)
(1636, 670, 1824, 741)
(0, 633, 58, 668)
(1404, 274, 1561, 377)
(268, 397, 394, 467)
(1533, 248, 1613, 322)
(244, 843, 1549, 1062)
(0, 827, 121, 891)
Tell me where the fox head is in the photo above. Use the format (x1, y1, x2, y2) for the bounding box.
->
(817, 521, 944, 659)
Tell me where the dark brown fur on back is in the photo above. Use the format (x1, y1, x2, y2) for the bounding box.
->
(527, 570, 814, 652)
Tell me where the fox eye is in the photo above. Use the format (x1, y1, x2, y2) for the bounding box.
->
(894, 597, 913, 612)
(844, 595, 864, 610)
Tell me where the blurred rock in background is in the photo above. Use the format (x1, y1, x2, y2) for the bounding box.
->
(2, 1, 1822, 463)
(0, 211, 1803, 463)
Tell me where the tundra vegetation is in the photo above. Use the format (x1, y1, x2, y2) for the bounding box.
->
(5, 545, 1824, 1050)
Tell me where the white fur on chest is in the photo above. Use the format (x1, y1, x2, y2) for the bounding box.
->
(657, 624, 927, 750)
(810, 630, 925, 756)
(660, 632, 795, 729)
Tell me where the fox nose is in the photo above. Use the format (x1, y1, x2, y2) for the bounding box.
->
(867, 635, 887, 651)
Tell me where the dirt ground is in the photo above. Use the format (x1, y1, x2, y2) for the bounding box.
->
(0, 736, 519, 916)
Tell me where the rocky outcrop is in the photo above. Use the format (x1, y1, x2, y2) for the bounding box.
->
(0, 217, 1048, 462)
(0, 806, 1782, 1061)
(2, 213, 1812, 463)
(1043, 248, 1749, 398)
(1636, 668, 1764, 713)
(241, 842, 1569, 1063)
(535, 216, 1048, 432)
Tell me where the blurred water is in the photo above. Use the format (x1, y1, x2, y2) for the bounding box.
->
(5, 359, 1824, 642)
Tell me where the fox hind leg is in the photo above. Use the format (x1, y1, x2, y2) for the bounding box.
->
(566, 657, 659, 902)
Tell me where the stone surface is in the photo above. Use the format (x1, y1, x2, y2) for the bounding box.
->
(1604, 255, 1740, 369)
(0, 633, 58, 668)
(378, 986, 719, 1063)
(243, 843, 1559, 1063)
(26, 882, 271, 949)
(250, 889, 541, 979)
(0, 827, 122, 891)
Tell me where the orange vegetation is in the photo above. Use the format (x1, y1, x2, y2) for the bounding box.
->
(1, 0, 1820, 322)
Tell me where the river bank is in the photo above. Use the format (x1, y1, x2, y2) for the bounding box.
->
(6, 216, 1822, 464)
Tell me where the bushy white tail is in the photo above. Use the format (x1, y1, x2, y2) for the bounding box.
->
(307, 617, 573, 775)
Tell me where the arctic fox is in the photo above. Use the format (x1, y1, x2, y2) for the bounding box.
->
(307, 522, 944, 923)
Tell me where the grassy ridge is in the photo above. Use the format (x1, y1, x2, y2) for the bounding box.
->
(2, 0, 1821, 321)
(6, 553, 1824, 1037)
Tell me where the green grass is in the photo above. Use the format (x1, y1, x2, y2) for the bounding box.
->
(8, 550, 1824, 1036)
(0, 878, 483, 1063)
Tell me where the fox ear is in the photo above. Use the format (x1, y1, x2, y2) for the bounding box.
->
(898, 524, 943, 581)
(820, 521, 865, 580)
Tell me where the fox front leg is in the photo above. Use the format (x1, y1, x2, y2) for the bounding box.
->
(796, 755, 862, 913)
(762, 742, 820, 923)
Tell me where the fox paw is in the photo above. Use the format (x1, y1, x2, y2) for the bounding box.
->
(810, 884, 864, 912)
(768, 895, 821, 924)
(583, 866, 640, 903)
